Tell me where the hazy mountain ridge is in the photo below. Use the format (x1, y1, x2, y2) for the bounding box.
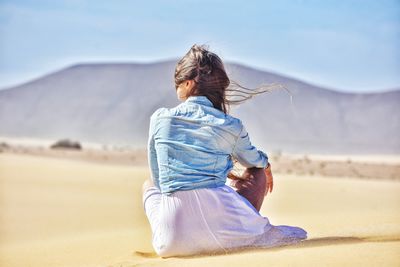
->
(0, 60, 399, 154)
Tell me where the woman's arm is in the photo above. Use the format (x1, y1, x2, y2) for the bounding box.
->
(230, 120, 273, 199)
(147, 112, 161, 189)
(231, 121, 269, 169)
(264, 163, 273, 194)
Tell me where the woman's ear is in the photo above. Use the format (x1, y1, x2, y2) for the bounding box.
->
(183, 80, 194, 91)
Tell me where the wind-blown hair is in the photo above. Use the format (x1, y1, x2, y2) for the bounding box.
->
(175, 44, 290, 179)
(174, 44, 289, 114)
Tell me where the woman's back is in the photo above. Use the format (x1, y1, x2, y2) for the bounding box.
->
(148, 95, 268, 194)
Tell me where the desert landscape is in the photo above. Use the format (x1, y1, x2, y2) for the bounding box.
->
(1, 140, 399, 267)
(2, 1, 399, 266)
(0, 41, 399, 267)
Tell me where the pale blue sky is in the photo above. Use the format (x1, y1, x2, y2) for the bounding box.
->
(0, 0, 399, 92)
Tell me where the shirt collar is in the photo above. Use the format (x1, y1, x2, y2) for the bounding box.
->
(185, 95, 214, 107)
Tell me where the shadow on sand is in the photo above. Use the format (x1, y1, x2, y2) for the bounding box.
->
(133, 234, 400, 260)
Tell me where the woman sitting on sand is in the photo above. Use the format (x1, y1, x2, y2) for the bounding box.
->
(142, 44, 307, 257)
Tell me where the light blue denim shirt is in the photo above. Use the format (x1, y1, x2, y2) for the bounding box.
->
(147, 95, 269, 194)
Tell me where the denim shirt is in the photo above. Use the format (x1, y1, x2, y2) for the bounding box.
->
(147, 95, 269, 194)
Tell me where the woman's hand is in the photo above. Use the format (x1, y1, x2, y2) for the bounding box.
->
(264, 163, 273, 196)
(231, 167, 267, 211)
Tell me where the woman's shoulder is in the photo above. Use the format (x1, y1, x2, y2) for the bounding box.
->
(150, 107, 168, 119)
(149, 106, 184, 126)
(208, 111, 244, 135)
(151, 102, 196, 119)
(150, 105, 243, 131)
(150, 105, 184, 120)
(224, 113, 243, 128)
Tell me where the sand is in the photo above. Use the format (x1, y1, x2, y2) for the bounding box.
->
(1, 153, 400, 267)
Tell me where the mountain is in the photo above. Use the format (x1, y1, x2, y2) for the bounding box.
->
(0, 60, 399, 154)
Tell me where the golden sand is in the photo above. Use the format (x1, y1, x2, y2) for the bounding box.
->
(0, 153, 399, 266)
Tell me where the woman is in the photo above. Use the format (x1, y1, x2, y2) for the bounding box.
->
(142, 44, 307, 257)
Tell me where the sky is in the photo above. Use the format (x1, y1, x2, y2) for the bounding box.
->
(0, 0, 399, 93)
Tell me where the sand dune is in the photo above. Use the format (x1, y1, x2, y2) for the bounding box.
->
(0, 153, 399, 266)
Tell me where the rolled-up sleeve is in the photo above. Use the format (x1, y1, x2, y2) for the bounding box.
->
(231, 121, 269, 168)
